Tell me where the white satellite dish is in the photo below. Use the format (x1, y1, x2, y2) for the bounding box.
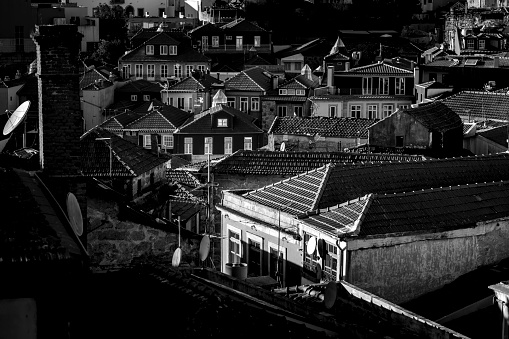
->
(66, 192, 83, 236)
(3, 101, 30, 136)
(172, 247, 182, 267)
(199, 235, 210, 261)
(324, 281, 337, 309)
(280, 142, 286, 152)
(306, 236, 316, 255)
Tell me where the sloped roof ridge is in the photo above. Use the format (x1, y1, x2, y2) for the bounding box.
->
(124, 110, 152, 128)
(155, 109, 177, 129)
(310, 164, 333, 211)
(349, 61, 413, 73)
(243, 66, 268, 91)
(110, 146, 137, 176)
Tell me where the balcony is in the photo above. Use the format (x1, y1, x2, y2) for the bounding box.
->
(200, 44, 271, 54)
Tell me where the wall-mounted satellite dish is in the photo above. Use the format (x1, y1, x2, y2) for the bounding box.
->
(316, 262, 322, 281)
(3, 101, 30, 136)
(306, 236, 316, 255)
(172, 247, 181, 267)
(199, 235, 210, 261)
(280, 142, 286, 152)
(317, 238, 327, 258)
(66, 192, 83, 236)
(324, 281, 337, 309)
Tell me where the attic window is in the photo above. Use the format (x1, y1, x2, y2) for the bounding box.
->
(466, 40, 474, 49)
(146, 45, 154, 55)
(279, 89, 287, 95)
(160, 45, 168, 55)
(296, 89, 305, 96)
(217, 118, 228, 127)
(131, 95, 137, 101)
(226, 35, 232, 40)
(169, 45, 177, 55)
(287, 89, 295, 95)
(479, 40, 485, 50)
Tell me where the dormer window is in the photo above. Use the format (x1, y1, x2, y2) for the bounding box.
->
(217, 118, 228, 127)
(160, 45, 168, 55)
(479, 40, 485, 50)
(287, 89, 295, 95)
(296, 89, 305, 96)
(169, 45, 177, 55)
(279, 89, 287, 95)
(467, 39, 474, 49)
(146, 45, 154, 55)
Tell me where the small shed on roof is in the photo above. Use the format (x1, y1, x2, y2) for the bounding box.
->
(368, 101, 463, 153)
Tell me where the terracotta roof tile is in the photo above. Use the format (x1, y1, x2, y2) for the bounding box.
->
(166, 168, 201, 187)
(166, 74, 222, 92)
(127, 102, 192, 132)
(440, 90, 509, 121)
(344, 62, 413, 76)
(225, 66, 273, 92)
(268, 116, 377, 138)
(398, 101, 463, 133)
(478, 124, 509, 147)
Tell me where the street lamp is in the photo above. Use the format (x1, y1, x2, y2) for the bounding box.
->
(95, 137, 112, 181)
(336, 238, 348, 281)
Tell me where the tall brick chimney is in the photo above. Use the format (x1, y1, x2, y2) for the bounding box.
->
(32, 25, 88, 248)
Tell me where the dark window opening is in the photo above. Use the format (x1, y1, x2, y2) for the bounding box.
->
(396, 136, 404, 147)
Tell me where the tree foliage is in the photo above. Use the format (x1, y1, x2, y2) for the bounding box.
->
(90, 39, 125, 66)
(94, 4, 128, 42)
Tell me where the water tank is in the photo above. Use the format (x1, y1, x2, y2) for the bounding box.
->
(224, 263, 247, 280)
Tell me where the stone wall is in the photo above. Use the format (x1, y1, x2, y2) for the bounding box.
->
(87, 196, 200, 267)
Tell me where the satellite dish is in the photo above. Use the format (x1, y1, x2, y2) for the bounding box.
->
(172, 247, 182, 267)
(324, 281, 337, 309)
(280, 142, 286, 152)
(66, 192, 83, 236)
(317, 238, 327, 258)
(3, 101, 30, 136)
(199, 235, 210, 261)
(316, 262, 322, 280)
(306, 236, 316, 255)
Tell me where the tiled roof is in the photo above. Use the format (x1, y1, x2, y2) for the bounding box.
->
(440, 90, 509, 121)
(116, 80, 162, 93)
(309, 94, 412, 101)
(166, 74, 222, 92)
(80, 67, 111, 90)
(0, 168, 84, 264)
(80, 127, 169, 177)
(127, 101, 192, 132)
(268, 116, 377, 138)
(220, 18, 267, 32)
(478, 124, 509, 147)
(343, 62, 413, 76)
(212, 150, 424, 176)
(100, 111, 146, 132)
(177, 104, 263, 134)
(166, 168, 201, 187)
(261, 96, 308, 102)
(188, 22, 222, 34)
(398, 101, 463, 133)
(243, 153, 509, 215)
(302, 181, 509, 238)
(225, 66, 273, 92)
(416, 80, 448, 89)
(425, 56, 509, 68)
(280, 74, 319, 90)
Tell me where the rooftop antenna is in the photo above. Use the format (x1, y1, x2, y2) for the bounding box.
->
(0, 100, 30, 153)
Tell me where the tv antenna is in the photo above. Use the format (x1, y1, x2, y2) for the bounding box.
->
(66, 192, 83, 236)
(0, 100, 30, 153)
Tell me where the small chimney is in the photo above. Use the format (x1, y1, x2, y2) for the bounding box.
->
(327, 66, 334, 88)
(272, 75, 278, 90)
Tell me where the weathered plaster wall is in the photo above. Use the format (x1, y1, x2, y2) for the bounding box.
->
(369, 111, 430, 148)
(270, 133, 364, 152)
(87, 197, 200, 267)
(348, 218, 509, 304)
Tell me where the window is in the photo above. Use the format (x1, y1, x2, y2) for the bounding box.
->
(379, 77, 389, 95)
(279, 89, 287, 95)
(174, 64, 182, 78)
(137, 8, 144, 17)
(296, 89, 305, 96)
(160, 64, 168, 79)
(249, 97, 260, 111)
(135, 64, 143, 78)
(287, 89, 295, 95)
(362, 77, 372, 95)
(197, 65, 206, 73)
(467, 39, 474, 49)
(396, 136, 404, 147)
(227, 97, 235, 108)
(159, 8, 165, 17)
(244, 137, 252, 150)
(236, 36, 243, 50)
(146, 45, 154, 55)
(169, 97, 174, 106)
(429, 73, 437, 81)
(122, 64, 131, 79)
(226, 35, 232, 40)
(240, 97, 248, 112)
(131, 95, 137, 101)
(169, 45, 177, 55)
(217, 118, 228, 127)
(186, 65, 194, 77)
(350, 105, 361, 118)
(278, 106, 287, 117)
(382, 104, 394, 118)
(202, 36, 208, 51)
(329, 105, 337, 118)
(212, 36, 219, 47)
(184, 137, 193, 154)
(367, 105, 378, 119)
(247, 233, 263, 276)
(294, 62, 302, 71)
(188, 97, 193, 110)
(177, 97, 184, 109)
(399, 104, 409, 109)
(268, 242, 285, 283)
(143, 135, 151, 148)
(224, 137, 232, 155)
(479, 39, 485, 50)
(160, 45, 168, 55)
(228, 225, 242, 264)
(147, 64, 155, 80)
(15, 26, 24, 53)
(396, 78, 405, 95)
(204, 137, 213, 155)
(143, 95, 150, 101)
(294, 106, 303, 117)
(162, 135, 173, 149)
(284, 63, 291, 71)
(254, 36, 260, 47)
(324, 242, 338, 280)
